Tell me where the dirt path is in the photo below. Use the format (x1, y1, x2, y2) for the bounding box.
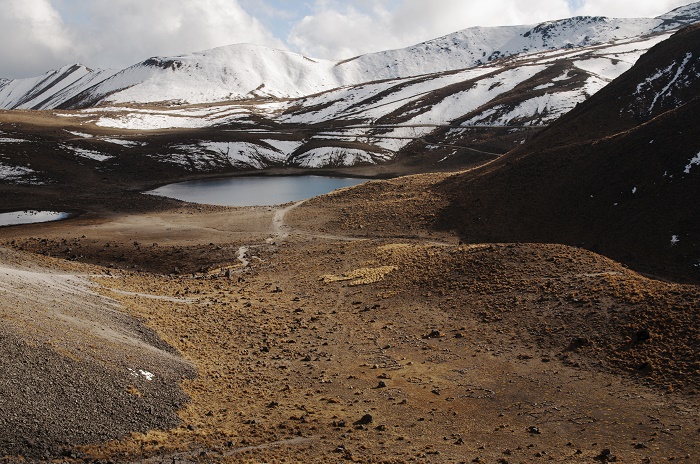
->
(271, 198, 367, 242)
(271, 200, 305, 239)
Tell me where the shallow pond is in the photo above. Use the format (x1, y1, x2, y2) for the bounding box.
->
(0, 210, 72, 227)
(145, 176, 368, 206)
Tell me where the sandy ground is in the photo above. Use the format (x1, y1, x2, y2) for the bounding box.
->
(0, 173, 698, 463)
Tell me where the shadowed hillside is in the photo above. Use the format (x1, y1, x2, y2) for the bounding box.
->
(436, 24, 700, 282)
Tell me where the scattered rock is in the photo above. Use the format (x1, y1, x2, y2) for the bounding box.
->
(354, 414, 373, 425)
(594, 448, 617, 462)
(634, 328, 651, 343)
(567, 336, 593, 350)
(423, 329, 444, 339)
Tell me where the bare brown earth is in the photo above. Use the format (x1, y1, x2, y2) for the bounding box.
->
(0, 171, 698, 463)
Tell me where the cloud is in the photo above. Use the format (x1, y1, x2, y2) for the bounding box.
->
(288, 0, 574, 60)
(65, 0, 286, 69)
(571, 0, 693, 18)
(287, 0, 696, 60)
(1, 0, 285, 78)
(0, 0, 76, 78)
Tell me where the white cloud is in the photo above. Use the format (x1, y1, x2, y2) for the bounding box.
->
(0, 0, 76, 78)
(287, 0, 696, 60)
(65, 0, 286, 70)
(287, 0, 572, 60)
(1, 0, 285, 78)
(571, 0, 693, 18)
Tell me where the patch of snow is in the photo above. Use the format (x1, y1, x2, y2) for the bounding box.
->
(632, 187, 637, 194)
(464, 88, 585, 126)
(684, 152, 700, 174)
(62, 145, 113, 162)
(165, 141, 287, 169)
(635, 52, 694, 113)
(292, 147, 392, 168)
(96, 113, 212, 130)
(534, 82, 555, 90)
(99, 138, 143, 147)
(671, 235, 679, 246)
(0, 65, 120, 110)
(65, 130, 94, 138)
(0, 162, 43, 184)
(261, 139, 303, 155)
(128, 368, 155, 381)
(573, 57, 632, 80)
(54, 112, 92, 118)
(0, 137, 28, 143)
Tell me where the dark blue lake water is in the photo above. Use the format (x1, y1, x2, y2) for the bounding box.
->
(145, 176, 368, 206)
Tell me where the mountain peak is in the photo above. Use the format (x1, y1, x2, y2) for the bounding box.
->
(657, 1, 700, 21)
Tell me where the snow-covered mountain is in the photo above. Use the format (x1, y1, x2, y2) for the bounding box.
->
(0, 65, 118, 110)
(1, 3, 699, 110)
(63, 30, 678, 170)
(0, 3, 698, 175)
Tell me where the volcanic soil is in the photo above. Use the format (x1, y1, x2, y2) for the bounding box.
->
(0, 170, 698, 463)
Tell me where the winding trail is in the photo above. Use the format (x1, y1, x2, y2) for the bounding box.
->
(236, 246, 250, 267)
(135, 437, 316, 463)
(271, 199, 307, 239)
(271, 199, 368, 243)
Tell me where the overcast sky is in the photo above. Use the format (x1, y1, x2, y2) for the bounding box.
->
(0, 0, 695, 78)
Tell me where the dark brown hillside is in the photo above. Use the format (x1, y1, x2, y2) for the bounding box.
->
(435, 25, 700, 282)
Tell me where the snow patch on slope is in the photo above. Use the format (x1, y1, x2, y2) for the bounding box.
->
(633, 51, 697, 114)
(684, 152, 700, 174)
(96, 113, 213, 130)
(573, 57, 632, 81)
(292, 148, 392, 168)
(261, 139, 303, 155)
(0, 162, 42, 184)
(62, 145, 113, 162)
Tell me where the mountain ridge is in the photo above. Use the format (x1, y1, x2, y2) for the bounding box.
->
(1, 3, 699, 110)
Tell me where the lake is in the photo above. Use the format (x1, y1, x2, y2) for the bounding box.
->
(0, 210, 72, 227)
(145, 176, 369, 206)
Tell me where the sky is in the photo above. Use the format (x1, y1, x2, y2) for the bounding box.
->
(0, 0, 696, 78)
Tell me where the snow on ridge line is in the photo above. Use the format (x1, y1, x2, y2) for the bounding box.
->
(0, 65, 119, 110)
(3, 5, 696, 110)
